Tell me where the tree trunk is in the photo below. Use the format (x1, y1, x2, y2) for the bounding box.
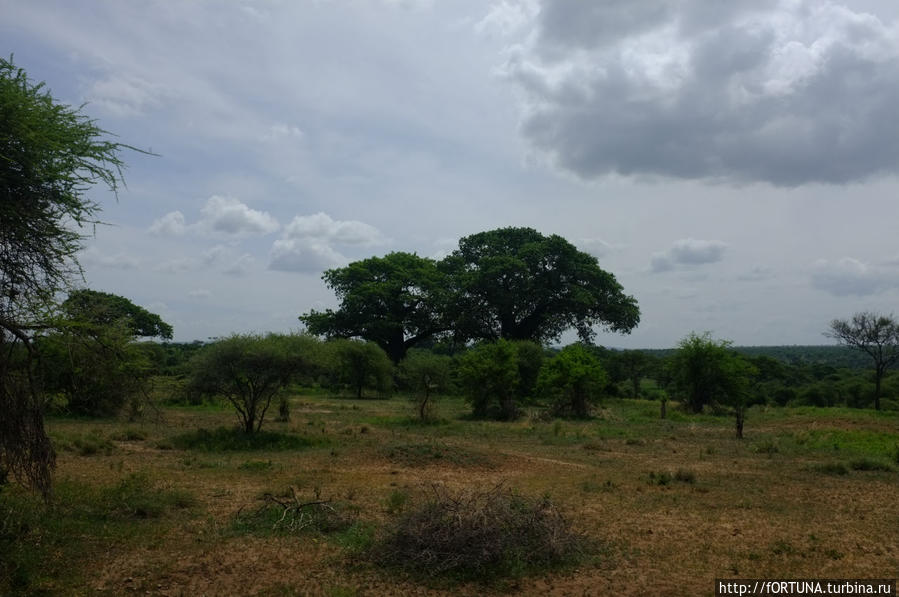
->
(660, 398, 667, 420)
(874, 370, 882, 411)
(735, 406, 744, 439)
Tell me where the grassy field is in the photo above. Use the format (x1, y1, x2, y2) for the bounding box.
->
(2, 395, 897, 596)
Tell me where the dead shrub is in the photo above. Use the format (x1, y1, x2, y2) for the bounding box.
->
(373, 483, 588, 582)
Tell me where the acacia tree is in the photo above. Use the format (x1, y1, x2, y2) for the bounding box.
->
(441, 227, 639, 345)
(826, 312, 899, 411)
(1, 57, 141, 495)
(188, 334, 319, 433)
(300, 252, 450, 363)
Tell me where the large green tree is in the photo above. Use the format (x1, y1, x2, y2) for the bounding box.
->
(0, 57, 140, 495)
(61, 289, 173, 340)
(441, 227, 639, 345)
(300, 252, 449, 363)
(826, 312, 899, 411)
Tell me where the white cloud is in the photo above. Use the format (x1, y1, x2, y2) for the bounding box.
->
(282, 212, 386, 246)
(269, 239, 347, 274)
(154, 257, 197, 274)
(269, 212, 387, 273)
(80, 248, 141, 270)
(811, 257, 899, 296)
(579, 237, 620, 258)
(500, 0, 899, 185)
(262, 123, 304, 142)
(88, 73, 171, 116)
(200, 195, 280, 236)
(188, 289, 211, 299)
(222, 253, 255, 276)
(651, 238, 727, 273)
(148, 211, 187, 236)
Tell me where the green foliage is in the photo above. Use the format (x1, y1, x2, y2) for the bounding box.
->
(301, 252, 449, 363)
(511, 340, 545, 402)
(60, 289, 172, 339)
(397, 349, 452, 420)
(188, 333, 321, 433)
(170, 427, 316, 451)
(537, 344, 607, 418)
(324, 339, 393, 399)
(827, 312, 899, 410)
(441, 227, 639, 345)
(670, 332, 756, 437)
(457, 340, 520, 420)
(1, 56, 142, 496)
(38, 321, 154, 417)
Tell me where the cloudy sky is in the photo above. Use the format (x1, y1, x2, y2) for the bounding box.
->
(5, 0, 899, 348)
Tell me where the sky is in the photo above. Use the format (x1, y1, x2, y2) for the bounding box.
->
(4, 0, 899, 348)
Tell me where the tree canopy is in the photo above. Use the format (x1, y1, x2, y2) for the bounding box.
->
(61, 289, 173, 340)
(1, 57, 139, 495)
(669, 332, 756, 437)
(826, 311, 899, 411)
(441, 227, 639, 344)
(302, 228, 640, 355)
(300, 252, 449, 363)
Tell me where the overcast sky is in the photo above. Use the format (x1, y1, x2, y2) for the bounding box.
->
(5, 0, 899, 348)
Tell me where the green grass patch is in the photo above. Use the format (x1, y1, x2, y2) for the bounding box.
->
(0, 473, 196, 594)
(170, 427, 318, 451)
(383, 441, 492, 468)
(810, 462, 850, 476)
(849, 458, 894, 472)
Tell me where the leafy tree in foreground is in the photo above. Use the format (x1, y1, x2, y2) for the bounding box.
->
(300, 252, 449, 363)
(1, 57, 141, 495)
(537, 344, 607, 418)
(669, 332, 756, 438)
(441, 227, 639, 344)
(188, 334, 320, 433)
(826, 312, 899, 411)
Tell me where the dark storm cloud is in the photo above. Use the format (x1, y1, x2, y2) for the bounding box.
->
(506, 1, 899, 185)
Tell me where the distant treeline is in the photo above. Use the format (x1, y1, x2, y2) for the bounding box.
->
(637, 345, 870, 370)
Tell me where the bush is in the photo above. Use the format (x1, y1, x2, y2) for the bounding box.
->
(537, 344, 607, 418)
(398, 350, 452, 421)
(170, 427, 316, 451)
(457, 340, 520, 420)
(373, 483, 587, 582)
(323, 339, 393, 399)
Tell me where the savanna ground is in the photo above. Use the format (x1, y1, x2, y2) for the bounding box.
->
(2, 392, 897, 596)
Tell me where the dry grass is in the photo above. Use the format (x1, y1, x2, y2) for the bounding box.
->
(1, 395, 897, 596)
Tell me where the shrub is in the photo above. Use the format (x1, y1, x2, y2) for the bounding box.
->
(457, 340, 520, 419)
(170, 427, 316, 451)
(324, 339, 393, 399)
(373, 483, 587, 582)
(537, 344, 607, 418)
(398, 350, 452, 421)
